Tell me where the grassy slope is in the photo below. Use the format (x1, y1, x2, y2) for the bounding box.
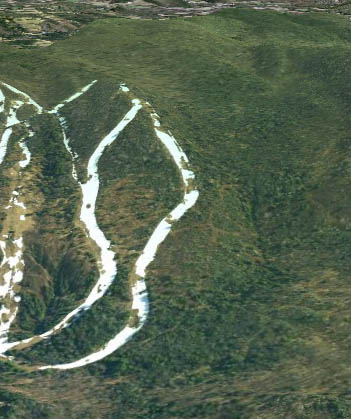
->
(1, 8, 351, 418)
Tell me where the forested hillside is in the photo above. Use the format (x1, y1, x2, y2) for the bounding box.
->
(1, 8, 351, 418)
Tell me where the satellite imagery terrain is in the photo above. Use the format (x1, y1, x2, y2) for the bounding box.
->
(1, 0, 351, 418)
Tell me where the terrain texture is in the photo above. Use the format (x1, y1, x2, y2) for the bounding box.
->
(1, 5, 351, 419)
(0, 0, 345, 47)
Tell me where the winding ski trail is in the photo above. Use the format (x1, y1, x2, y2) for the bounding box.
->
(0, 80, 199, 371)
(40, 84, 199, 370)
(37, 98, 143, 341)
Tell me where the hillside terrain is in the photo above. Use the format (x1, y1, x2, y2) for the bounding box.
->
(0, 0, 344, 47)
(1, 5, 351, 419)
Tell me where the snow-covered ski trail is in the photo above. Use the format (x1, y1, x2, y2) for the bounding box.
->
(48, 80, 97, 114)
(0, 89, 142, 353)
(0, 80, 99, 353)
(33, 99, 143, 341)
(0, 81, 42, 114)
(40, 84, 199, 370)
(0, 80, 199, 371)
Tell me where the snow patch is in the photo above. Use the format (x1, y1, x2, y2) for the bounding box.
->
(19, 140, 31, 168)
(0, 101, 24, 165)
(120, 84, 130, 93)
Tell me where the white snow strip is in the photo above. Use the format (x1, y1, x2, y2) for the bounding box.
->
(152, 118, 196, 185)
(18, 122, 33, 169)
(24, 121, 35, 138)
(135, 111, 198, 277)
(0, 100, 23, 165)
(13, 238, 23, 249)
(18, 140, 31, 168)
(40, 85, 199, 371)
(0, 129, 13, 166)
(20, 215, 25, 221)
(47, 81, 98, 180)
(40, 280, 149, 370)
(134, 192, 198, 278)
(0, 82, 42, 113)
(48, 80, 97, 114)
(58, 117, 78, 181)
(135, 220, 171, 278)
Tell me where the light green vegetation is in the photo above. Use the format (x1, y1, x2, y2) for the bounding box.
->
(1, 8, 351, 418)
